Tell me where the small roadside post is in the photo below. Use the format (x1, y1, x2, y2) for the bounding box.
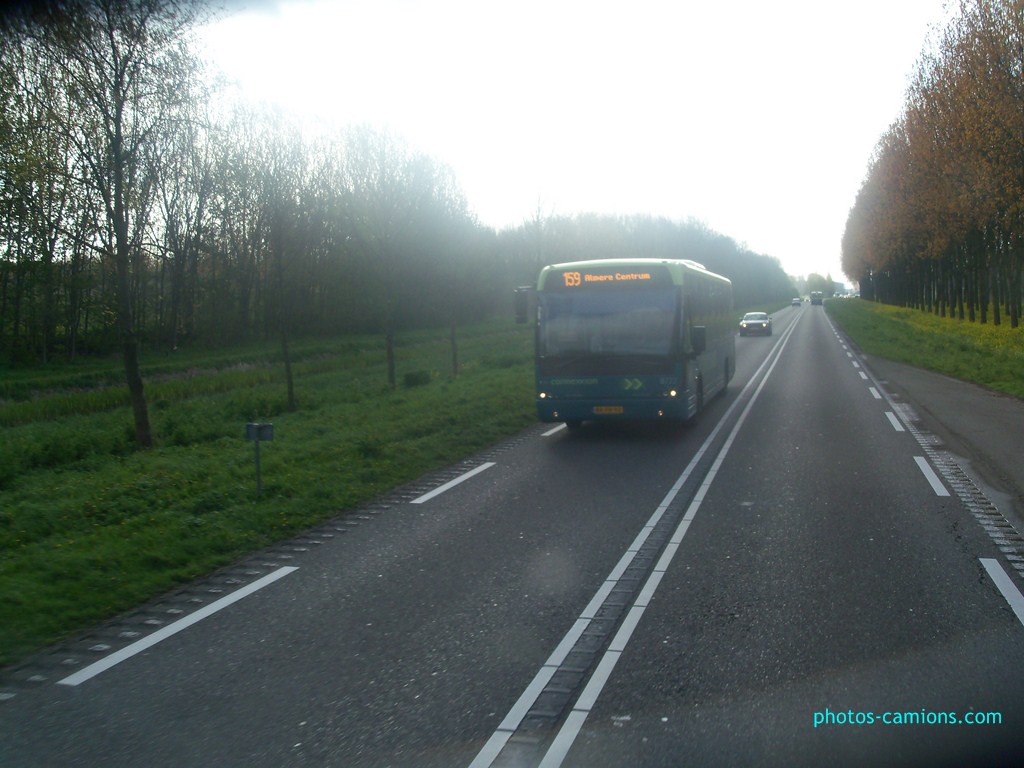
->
(245, 423, 274, 497)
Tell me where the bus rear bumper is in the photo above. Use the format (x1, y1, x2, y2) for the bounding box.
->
(537, 397, 693, 424)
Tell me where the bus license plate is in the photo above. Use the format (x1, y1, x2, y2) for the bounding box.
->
(594, 406, 624, 414)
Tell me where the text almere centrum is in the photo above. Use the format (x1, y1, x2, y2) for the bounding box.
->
(562, 271, 654, 287)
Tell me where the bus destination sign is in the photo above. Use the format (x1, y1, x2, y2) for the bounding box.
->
(553, 265, 671, 289)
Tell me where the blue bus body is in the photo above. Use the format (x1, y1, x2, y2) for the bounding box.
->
(534, 259, 734, 426)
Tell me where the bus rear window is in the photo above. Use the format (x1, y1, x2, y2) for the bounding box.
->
(539, 288, 678, 358)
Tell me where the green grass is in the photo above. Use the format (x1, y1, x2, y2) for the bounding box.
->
(0, 320, 535, 667)
(826, 299, 1024, 399)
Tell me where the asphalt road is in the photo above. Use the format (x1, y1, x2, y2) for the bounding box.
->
(864, 354, 1024, 532)
(3, 303, 1023, 768)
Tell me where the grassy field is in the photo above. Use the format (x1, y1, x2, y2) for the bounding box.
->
(826, 298, 1024, 399)
(0, 320, 535, 667)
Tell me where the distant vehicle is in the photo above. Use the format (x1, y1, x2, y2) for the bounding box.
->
(739, 311, 772, 336)
(525, 258, 735, 427)
(810, 291, 823, 305)
(791, 297, 802, 306)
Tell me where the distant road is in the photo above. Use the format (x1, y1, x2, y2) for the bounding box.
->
(3, 304, 1024, 768)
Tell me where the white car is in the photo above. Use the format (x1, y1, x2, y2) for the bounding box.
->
(739, 312, 772, 336)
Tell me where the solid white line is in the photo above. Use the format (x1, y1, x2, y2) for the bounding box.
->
(542, 424, 567, 437)
(606, 551, 635, 582)
(634, 570, 665, 608)
(980, 558, 1024, 628)
(914, 456, 950, 496)
(539, 710, 589, 768)
(470, 732, 513, 768)
(466, 666, 559, 768)
(581, 581, 618, 620)
(545, 619, 592, 667)
(654, 539, 682, 572)
(58, 566, 299, 686)
(885, 411, 905, 432)
(497, 665, 558, 731)
(535, 312, 801, 768)
(470, 313, 805, 768)
(574, 648, 623, 711)
(410, 462, 496, 504)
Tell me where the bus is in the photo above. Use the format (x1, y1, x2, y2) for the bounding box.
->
(523, 258, 734, 428)
(810, 291, 823, 305)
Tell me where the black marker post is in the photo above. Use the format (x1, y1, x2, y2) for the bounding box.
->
(245, 422, 274, 497)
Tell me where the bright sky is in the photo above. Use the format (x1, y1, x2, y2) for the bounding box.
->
(202, 0, 952, 284)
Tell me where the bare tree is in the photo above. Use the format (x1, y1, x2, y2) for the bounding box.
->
(152, 87, 213, 350)
(342, 126, 475, 386)
(262, 112, 308, 412)
(27, 0, 206, 446)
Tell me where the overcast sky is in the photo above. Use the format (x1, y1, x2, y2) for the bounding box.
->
(201, 0, 953, 284)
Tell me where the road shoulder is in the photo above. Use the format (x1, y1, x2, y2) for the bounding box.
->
(865, 355, 1024, 528)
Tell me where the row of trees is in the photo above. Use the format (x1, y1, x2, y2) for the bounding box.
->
(1, 1, 795, 446)
(842, 0, 1023, 325)
(505, 211, 797, 310)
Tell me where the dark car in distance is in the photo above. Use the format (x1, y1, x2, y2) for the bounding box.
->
(739, 311, 772, 336)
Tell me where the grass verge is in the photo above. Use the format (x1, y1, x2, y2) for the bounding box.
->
(0, 321, 535, 667)
(826, 299, 1024, 399)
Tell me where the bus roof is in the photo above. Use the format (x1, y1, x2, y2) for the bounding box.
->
(538, 258, 731, 290)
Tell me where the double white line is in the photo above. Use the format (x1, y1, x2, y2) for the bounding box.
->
(471, 313, 803, 768)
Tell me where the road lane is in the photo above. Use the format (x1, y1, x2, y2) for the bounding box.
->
(533, 316, 806, 768)
(475, 315, 805, 767)
(559, 306, 1024, 767)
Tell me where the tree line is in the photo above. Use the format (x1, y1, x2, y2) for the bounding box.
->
(842, 0, 1023, 326)
(1, 0, 795, 446)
